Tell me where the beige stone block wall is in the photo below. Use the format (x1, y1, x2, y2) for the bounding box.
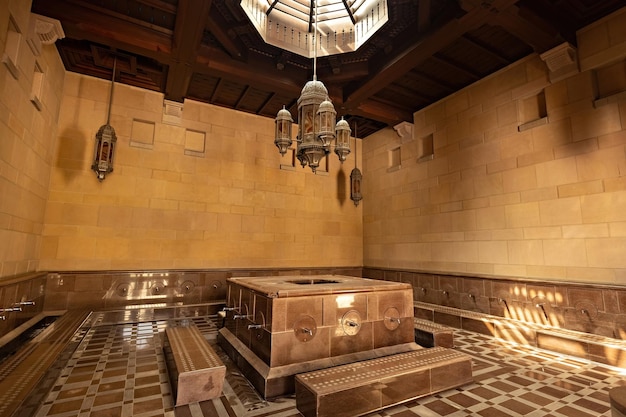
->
(363, 9, 626, 284)
(578, 7, 626, 71)
(39, 72, 362, 271)
(0, 0, 65, 279)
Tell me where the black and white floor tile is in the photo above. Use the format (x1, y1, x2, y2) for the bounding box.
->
(25, 310, 626, 417)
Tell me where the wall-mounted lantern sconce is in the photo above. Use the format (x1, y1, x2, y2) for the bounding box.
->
(350, 165, 362, 206)
(92, 58, 117, 181)
(350, 123, 362, 206)
(92, 124, 117, 181)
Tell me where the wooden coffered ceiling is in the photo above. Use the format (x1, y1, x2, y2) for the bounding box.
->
(31, 0, 625, 138)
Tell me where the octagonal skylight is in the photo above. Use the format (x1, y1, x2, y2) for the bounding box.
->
(241, 0, 388, 58)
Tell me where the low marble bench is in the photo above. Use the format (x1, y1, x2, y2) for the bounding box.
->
(414, 318, 454, 348)
(610, 386, 626, 417)
(295, 346, 473, 417)
(163, 324, 226, 406)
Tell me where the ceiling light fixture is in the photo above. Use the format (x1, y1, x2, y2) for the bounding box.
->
(273, 0, 351, 172)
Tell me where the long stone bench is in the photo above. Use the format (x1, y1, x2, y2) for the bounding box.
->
(163, 324, 226, 406)
(295, 347, 473, 417)
(415, 301, 626, 368)
(0, 310, 90, 417)
(414, 317, 454, 348)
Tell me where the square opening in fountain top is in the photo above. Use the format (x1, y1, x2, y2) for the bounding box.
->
(287, 279, 340, 285)
(227, 275, 412, 298)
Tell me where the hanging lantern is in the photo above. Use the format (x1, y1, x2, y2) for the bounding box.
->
(274, 106, 293, 155)
(334, 117, 351, 163)
(273, 1, 349, 173)
(350, 123, 362, 206)
(295, 78, 331, 172)
(92, 124, 117, 181)
(350, 167, 362, 206)
(317, 98, 336, 147)
(92, 57, 117, 181)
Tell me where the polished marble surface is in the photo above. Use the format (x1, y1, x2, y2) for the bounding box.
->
(222, 276, 416, 398)
(295, 347, 473, 417)
(7, 307, 624, 417)
(164, 325, 226, 405)
(228, 275, 411, 298)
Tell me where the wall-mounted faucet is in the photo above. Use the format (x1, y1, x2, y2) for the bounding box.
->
(497, 298, 510, 313)
(248, 324, 263, 330)
(233, 314, 249, 320)
(0, 300, 35, 318)
(301, 327, 313, 336)
(468, 293, 476, 302)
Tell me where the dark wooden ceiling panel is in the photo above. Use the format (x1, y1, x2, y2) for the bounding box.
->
(212, 79, 247, 108)
(256, 93, 297, 119)
(234, 88, 271, 113)
(463, 25, 533, 64)
(419, 56, 479, 90)
(30, 0, 626, 138)
(187, 73, 219, 102)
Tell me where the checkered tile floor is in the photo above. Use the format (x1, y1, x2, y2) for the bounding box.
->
(25, 311, 626, 417)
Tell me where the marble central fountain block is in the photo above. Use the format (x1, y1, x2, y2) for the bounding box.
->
(217, 275, 419, 398)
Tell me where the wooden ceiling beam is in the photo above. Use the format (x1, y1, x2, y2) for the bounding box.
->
(385, 81, 436, 103)
(31, 0, 173, 61)
(429, 54, 481, 81)
(516, 0, 577, 45)
(342, 0, 521, 112)
(206, 8, 248, 60)
(210, 78, 223, 102)
(257, 92, 276, 115)
(64, 0, 173, 35)
(493, 5, 561, 52)
(461, 33, 510, 66)
(195, 45, 305, 96)
(165, 0, 212, 102)
(348, 98, 415, 126)
(405, 69, 456, 94)
(234, 86, 250, 109)
(417, 0, 432, 33)
(134, 0, 177, 14)
(318, 61, 370, 83)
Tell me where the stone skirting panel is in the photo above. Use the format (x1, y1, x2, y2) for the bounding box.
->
(413, 301, 626, 367)
(364, 267, 626, 341)
(41, 267, 362, 312)
(0, 267, 361, 339)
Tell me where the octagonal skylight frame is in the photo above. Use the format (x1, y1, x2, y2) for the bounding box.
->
(241, 0, 389, 58)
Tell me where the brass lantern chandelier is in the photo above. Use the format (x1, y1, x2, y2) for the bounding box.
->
(273, 1, 351, 173)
